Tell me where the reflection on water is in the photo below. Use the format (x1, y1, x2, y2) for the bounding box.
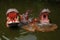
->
(2, 35, 10, 40)
(14, 34, 37, 40)
(1, 28, 37, 40)
(0, 38, 1, 40)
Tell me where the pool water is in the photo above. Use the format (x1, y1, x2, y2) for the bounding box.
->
(0, 0, 60, 40)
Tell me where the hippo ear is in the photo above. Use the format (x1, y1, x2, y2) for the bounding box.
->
(6, 8, 19, 15)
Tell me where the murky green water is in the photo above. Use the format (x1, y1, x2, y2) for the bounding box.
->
(0, 0, 60, 40)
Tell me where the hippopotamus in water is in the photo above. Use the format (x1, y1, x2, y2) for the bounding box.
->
(39, 8, 50, 24)
(6, 8, 20, 28)
(36, 8, 58, 32)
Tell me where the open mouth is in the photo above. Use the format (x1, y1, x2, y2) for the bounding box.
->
(43, 15, 46, 19)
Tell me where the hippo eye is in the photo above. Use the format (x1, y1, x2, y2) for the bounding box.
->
(43, 15, 46, 18)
